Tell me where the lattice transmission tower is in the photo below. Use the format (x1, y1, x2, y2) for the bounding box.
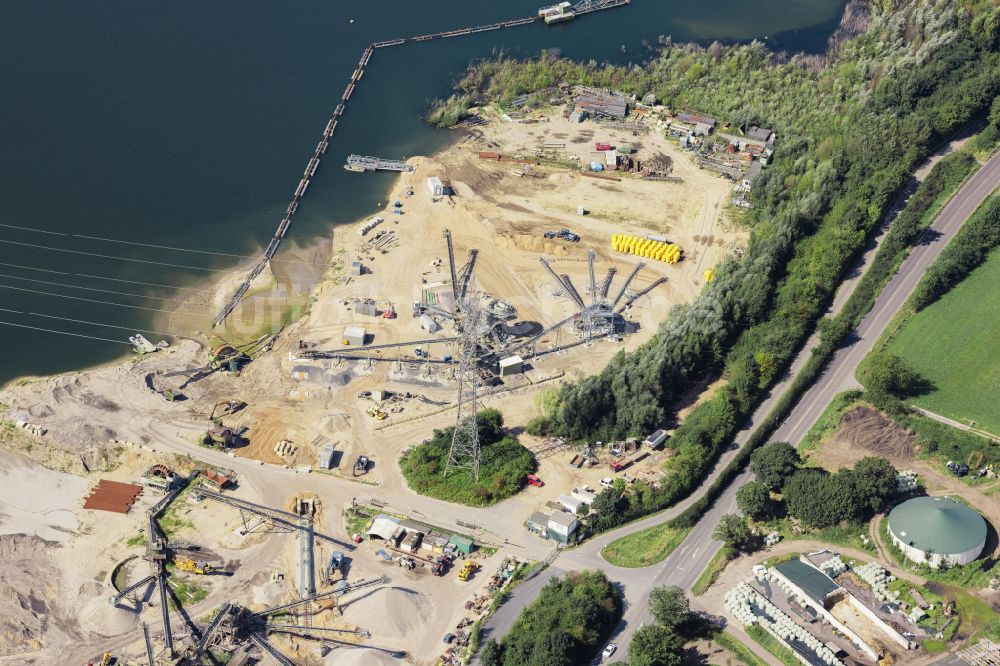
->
(445, 292, 484, 481)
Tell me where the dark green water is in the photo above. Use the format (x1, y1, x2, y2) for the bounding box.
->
(0, 0, 844, 386)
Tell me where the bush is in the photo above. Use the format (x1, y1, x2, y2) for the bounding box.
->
(629, 624, 683, 666)
(425, 94, 475, 128)
(486, 570, 621, 666)
(782, 468, 861, 528)
(859, 352, 924, 407)
(400, 409, 536, 506)
(750, 442, 800, 491)
(736, 481, 776, 520)
(713, 514, 757, 552)
(649, 586, 689, 629)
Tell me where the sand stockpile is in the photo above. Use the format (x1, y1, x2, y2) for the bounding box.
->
(0, 449, 86, 541)
(0, 535, 80, 656)
(495, 233, 570, 256)
(80, 596, 140, 635)
(342, 586, 430, 637)
(326, 648, 398, 666)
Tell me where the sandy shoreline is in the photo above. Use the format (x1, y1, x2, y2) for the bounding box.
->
(0, 154, 419, 394)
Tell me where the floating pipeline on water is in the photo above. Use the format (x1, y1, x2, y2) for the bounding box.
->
(213, 0, 631, 326)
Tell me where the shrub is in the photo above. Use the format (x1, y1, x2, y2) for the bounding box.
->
(750, 442, 800, 491)
(736, 481, 776, 520)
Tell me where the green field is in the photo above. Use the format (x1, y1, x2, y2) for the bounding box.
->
(887, 249, 1000, 434)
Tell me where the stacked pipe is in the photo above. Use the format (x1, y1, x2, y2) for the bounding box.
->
(611, 234, 682, 264)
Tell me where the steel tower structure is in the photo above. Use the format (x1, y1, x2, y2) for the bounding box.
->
(445, 292, 484, 480)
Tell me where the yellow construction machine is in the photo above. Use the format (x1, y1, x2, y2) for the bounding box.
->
(174, 556, 214, 575)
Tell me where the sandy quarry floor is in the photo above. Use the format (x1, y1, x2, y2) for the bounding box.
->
(0, 449, 86, 542)
(0, 109, 747, 663)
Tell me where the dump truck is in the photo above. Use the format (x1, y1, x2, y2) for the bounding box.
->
(608, 457, 630, 473)
(457, 561, 478, 581)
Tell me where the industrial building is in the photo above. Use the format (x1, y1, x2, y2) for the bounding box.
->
(527, 510, 580, 544)
(317, 442, 338, 469)
(342, 326, 366, 346)
(498, 355, 523, 377)
(427, 176, 452, 197)
(420, 314, 442, 333)
(887, 496, 987, 567)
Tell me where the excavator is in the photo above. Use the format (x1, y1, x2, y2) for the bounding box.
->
(209, 399, 246, 423)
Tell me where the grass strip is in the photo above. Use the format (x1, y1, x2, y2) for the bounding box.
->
(600, 524, 690, 568)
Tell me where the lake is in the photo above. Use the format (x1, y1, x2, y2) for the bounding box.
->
(0, 0, 845, 385)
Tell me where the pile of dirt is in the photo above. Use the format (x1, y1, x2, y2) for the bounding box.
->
(495, 233, 570, 256)
(835, 407, 916, 460)
(0, 535, 78, 655)
(342, 586, 429, 637)
(327, 648, 398, 666)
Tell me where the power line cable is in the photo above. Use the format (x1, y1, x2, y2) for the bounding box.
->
(0, 261, 211, 292)
(0, 319, 133, 345)
(0, 307, 181, 338)
(0, 221, 313, 264)
(0, 273, 184, 301)
(0, 239, 228, 273)
(0, 283, 211, 317)
(73, 232, 260, 259)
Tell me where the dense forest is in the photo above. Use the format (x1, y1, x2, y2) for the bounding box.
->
(431, 0, 1000, 527)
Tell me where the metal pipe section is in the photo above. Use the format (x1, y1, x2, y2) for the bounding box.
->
(299, 520, 316, 597)
(587, 250, 597, 306)
(157, 569, 173, 656)
(609, 261, 645, 310)
(444, 229, 460, 303)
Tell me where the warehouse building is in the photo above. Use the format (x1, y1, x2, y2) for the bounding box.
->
(887, 496, 987, 568)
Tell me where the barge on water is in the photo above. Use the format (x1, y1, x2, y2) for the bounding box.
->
(344, 154, 415, 173)
(539, 2, 574, 23)
(538, 0, 630, 24)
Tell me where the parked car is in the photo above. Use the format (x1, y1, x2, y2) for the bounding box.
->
(602, 643, 617, 659)
(526, 473, 544, 487)
(600, 477, 614, 489)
